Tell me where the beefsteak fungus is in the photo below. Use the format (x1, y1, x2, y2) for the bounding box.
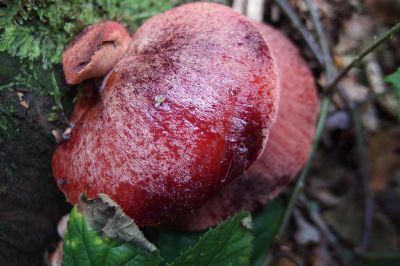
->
(52, 3, 280, 226)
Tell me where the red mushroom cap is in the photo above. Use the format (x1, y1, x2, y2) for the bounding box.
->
(62, 21, 132, 85)
(173, 23, 319, 230)
(52, 3, 279, 226)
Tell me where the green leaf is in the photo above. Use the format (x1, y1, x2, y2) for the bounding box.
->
(384, 68, 400, 117)
(251, 197, 285, 266)
(385, 68, 400, 90)
(63, 207, 161, 266)
(168, 212, 253, 266)
(155, 229, 203, 264)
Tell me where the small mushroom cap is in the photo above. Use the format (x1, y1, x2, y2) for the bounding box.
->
(172, 23, 319, 230)
(62, 21, 131, 85)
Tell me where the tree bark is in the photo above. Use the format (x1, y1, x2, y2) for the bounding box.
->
(0, 54, 71, 265)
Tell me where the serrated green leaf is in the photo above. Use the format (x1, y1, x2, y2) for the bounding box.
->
(63, 207, 161, 266)
(251, 197, 285, 266)
(168, 212, 253, 266)
(155, 229, 203, 264)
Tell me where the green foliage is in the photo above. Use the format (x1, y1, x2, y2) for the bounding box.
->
(251, 197, 285, 266)
(384, 68, 400, 117)
(64, 208, 259, 266)
(168, 212, 253, 266)
(0, 53, 69, 128)
(385, 68, 400, 88)
(155, 230, 202, 264)
(0, 53, 65, 95)
(63, 207, 161, 266)
(0, 0, 184, 68)
(155, 199, 286, 266)
(385, 68, 400, 91)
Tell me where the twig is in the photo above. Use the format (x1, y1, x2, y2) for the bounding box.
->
(305, 0, 352, 106)
(305, 0, 374, 251)
(352, 110, 373, 251)
(262, 97, 331, 266)
(325, 22, 400, 96)
(272, 0, 324, 65)
(275, 96, 331, 240)
(305, 0, 334, 78)
(300, 195, 349, 266)
(272, 0, 344, 108)
(271, 0, 336, 244)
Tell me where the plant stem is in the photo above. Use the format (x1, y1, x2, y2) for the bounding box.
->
(305, 0, 374, 251)
(275, 96, 331, 240)
(305, 0, 334, 77)
(352, 109, 373, 251)
(325, 22, 400, 95)
(273, 0, 324, 65)
(305, 0, 352, 106)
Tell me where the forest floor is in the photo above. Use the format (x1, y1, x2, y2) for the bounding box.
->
(243, 0, 400, 265)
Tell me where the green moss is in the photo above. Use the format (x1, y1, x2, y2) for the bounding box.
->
(0, 53, 70, 139)
(0, 0, 187, 68)
(0, 114, 15, 141)
(0, 94, 17, 141)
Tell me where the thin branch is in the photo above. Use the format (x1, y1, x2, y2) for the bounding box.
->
(272, 0, 343, 108)
(352, 110, 373, 251)
(305, 0, 353, 108)
(305, 0, 374, 251)
(300, 195, 349, 266)
(325, 22, 400, 95)
(275, 96, 331, 240)
(272, 0, 324, 65)
(305, 0, 334, 77)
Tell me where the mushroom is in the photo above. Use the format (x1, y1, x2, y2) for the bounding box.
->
(52, 3, 280, 227)
(172, 23, 319, 230)
(62, 21, 131, 85)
